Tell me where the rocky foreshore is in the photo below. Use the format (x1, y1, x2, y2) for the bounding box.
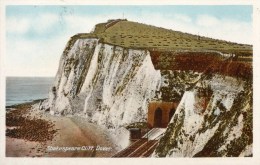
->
(6, 100, 118, 157)
(6, 100, 57, 142)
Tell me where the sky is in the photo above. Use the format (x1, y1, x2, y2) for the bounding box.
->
(6, 5, 253, 77)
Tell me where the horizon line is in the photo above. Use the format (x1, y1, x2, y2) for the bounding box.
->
(6, 76, 55, 78)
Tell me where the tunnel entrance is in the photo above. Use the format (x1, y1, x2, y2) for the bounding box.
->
(148, 101, 179, 128)
(154, 108, 162, 127)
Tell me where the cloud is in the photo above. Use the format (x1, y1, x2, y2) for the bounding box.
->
(174, 14, 192, 23)
(6, 17, 30, 34)
(33, 13, 59, 33)
(195, 15, 252, 44)
(6, 37, 65, 77)
(62, 13, 125, 34)
(7, 13, 59, 36)
(197, 15, 219, 27)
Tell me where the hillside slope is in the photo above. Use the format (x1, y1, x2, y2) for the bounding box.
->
(76, 19, 252, 55)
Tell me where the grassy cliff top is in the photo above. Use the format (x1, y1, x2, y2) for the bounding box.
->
(72, 19, 252, 56)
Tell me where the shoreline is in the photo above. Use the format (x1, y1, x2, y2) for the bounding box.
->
(6, 100, 118, 157)
(6, 99, 47, 109)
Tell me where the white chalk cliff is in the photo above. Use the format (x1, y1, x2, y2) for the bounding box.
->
(45, 38, 161, 128)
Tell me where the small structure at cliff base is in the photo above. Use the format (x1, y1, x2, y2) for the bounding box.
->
(147, 101, 179, 128)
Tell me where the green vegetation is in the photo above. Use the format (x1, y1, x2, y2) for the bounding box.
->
(125, 122, 148, 129)
(70, 19, 251, 56)
(155, 110, 185, 157)
(154, 70, 201, 102)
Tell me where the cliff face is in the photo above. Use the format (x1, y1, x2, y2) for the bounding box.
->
(153, 75, 252, 157)
(45, 38, 161, 129)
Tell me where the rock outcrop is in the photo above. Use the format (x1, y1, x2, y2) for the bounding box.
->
(153, 75, 252, 157)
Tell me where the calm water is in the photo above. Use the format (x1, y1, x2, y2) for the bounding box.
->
(6, 77, 54, 106)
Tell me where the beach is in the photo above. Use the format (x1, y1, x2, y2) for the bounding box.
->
(6, 101, 118, 157)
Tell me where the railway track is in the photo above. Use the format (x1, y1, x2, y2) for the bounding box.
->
(112, 138, 147, 157)
(128, 140, 158, 157)
(112, 128, 165, 157)
(112, 138, 158, 157)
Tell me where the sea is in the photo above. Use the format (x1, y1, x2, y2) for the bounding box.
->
(6, 77, 54, 107)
